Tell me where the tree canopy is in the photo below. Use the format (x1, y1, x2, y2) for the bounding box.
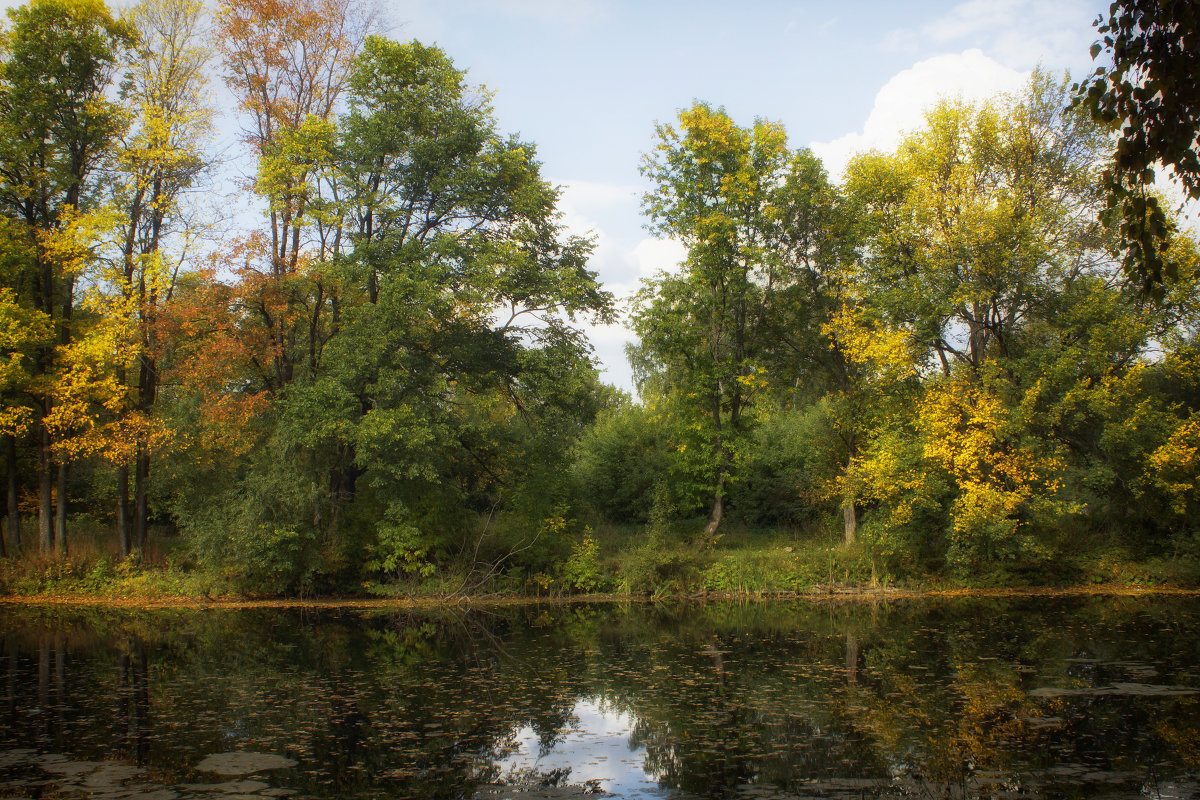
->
(1, 0, 1199, 597)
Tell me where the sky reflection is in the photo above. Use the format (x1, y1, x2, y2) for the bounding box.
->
(498, 698, 672, 798)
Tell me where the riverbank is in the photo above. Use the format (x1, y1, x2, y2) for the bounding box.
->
(4, 521, 1198, 606)
(3, 583, 1200, 610)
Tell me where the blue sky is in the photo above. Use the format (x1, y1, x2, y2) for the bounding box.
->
(374, 0, 1110, 391)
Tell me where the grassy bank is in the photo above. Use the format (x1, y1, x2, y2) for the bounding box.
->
(3, 516, 1198, 603)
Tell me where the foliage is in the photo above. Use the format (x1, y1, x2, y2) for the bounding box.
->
(731, 399, 842, 527)
(1074, 0, 1200, 295)
(2, 0, 1200, 597)
(145, 28, 614, 591)
(559, 534, 604, 593)
(634, 103, 844, 540)
(570, 399, 672, 524)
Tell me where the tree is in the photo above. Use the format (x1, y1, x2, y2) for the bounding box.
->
(0, 0, 133, 552)
(214, 0, 375, 393)
(1075, 0, 1200, 297)
(635, 103, 849, 542)
(160, 36, 613, 591)
(289, 37, 611, 581)
(838, 74, 1200, 573)
(0, 280, 52, 555)
(635, 104, 790, 542)
(839, 78, 1111, 568)
(844, 73, 1112, 378)
(102, 0, 214, 557)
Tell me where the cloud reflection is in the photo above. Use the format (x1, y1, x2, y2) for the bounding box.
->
(497, 697, 670, 798)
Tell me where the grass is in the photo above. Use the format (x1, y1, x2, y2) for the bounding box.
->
(591, 516, 899, 597)
(2, 513, 1198, 603)
(0, 518, 235, 600)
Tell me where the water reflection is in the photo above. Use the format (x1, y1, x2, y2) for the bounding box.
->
(498, 699, 662, 797)
(0, 598, 1198, 798)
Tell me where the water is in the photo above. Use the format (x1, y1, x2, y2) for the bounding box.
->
(1, 596, 1199, 799)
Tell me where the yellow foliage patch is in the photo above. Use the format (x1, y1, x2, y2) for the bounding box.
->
(1146, 415, 1200, 514)
(920, 372, 1066, 543)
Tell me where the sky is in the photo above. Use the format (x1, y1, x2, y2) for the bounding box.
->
(363, 0, 1111, 391)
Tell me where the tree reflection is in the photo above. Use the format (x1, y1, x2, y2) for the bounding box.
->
(117, 638, 151, 762)
(0, 598, 1197, 799)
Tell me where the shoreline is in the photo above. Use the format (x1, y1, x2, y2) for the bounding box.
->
(2, 583, 1198, 610)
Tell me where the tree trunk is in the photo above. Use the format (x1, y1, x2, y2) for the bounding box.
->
(134, 446, 149, 556)
(843, 497, 857, 546)
(53, 272, 73, 556)
(37, 636, 49, 711)
(845, 630, 858, 686)
(0, 444, 6, 557)
(53, 636, 65, 739)
(6, 638, 16, 718)
(6, 435, 18, 556)
(117, 463, 131, 558)
(134, 345, 157, 556)
(701, 473, 726, 545)
(38, 424, 53, 553)
(701, 383, 727, 545)
(55, 463, 67, 555)
(118, 638, 151, 761)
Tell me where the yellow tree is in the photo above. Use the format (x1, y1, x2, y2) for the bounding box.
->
(843, 73, 1111, 378)
(104, 0, 214, 556)
(837, 74, 1115, 569)
(822, 302, 924, 546)
(0, 284, 52, 555)
(0, 0, 133, 552)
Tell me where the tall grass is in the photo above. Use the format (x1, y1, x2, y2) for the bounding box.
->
(0, 517, 225, 599)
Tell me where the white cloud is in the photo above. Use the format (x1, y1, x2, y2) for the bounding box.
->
(632, 236, 686, 283)
(882, 0, 1095, 69)
(554, 180, 642, 291)
(919, 0, 1029, 44)
(555, 179, 685, 297)
(384, 0, 605, 40)
(497, 698, 649, 791)
(786, 15, 837, 39)
(551, 180, 685, 390)
(584, 237, 684, 392)
(558, 180, 640, 213)
(809, 49, 1027, 179)
(1157, 177, 1200, 237)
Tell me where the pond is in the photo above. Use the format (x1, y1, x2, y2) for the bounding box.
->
(1, 596, 1199, 799)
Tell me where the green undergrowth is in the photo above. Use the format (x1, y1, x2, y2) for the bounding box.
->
(3, 516, 1199, 601)
(595, 520, 890, 597)
(0, 521, 234, 600)
(1, 552, 233, 599)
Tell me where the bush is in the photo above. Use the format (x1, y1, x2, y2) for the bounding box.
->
(571, 405, 672, 523)
(732, 400, 843, 526)
(560, 534, 605, 593)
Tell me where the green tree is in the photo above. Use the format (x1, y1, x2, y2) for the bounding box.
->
(571, 396, 672, 524)
(94, 0, 214, 557)
(635, 103, 794, 541)
(843, 73, 1111, 378)
(164, 36, 613, 591)
(635, 104, 851, 542)
(839, 74, 1200, 574)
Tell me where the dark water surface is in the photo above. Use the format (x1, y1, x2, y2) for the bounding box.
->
(2, 596, 1200, 799)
